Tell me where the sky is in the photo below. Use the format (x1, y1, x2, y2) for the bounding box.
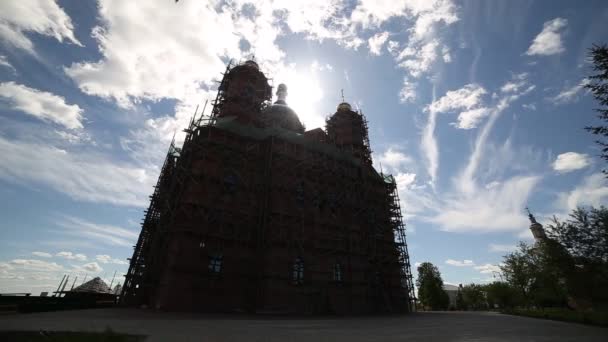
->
(1, 0, 607, 294)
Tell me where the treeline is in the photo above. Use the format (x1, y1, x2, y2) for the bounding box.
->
(416, 206, 608, 312)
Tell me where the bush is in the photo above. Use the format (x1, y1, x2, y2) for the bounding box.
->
(502, 308, 608, 327)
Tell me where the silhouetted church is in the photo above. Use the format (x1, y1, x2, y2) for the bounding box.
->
(121, 60, 415, 314)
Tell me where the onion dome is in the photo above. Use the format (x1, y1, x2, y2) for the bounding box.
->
(337, 102, 352, 112)
(260, 83, 305, 133)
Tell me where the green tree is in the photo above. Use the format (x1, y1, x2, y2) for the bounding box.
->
(500, 242, 566, 308)
(416, 262, 449, 310)
(460, 284, 487, 310)
(546, 206, 608, 307)
(585, 44, 608, 173)
(484, 281, 520, 309)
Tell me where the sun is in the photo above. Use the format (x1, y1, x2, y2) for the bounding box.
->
(274, 66, 326, 130)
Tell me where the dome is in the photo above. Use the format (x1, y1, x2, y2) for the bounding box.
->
(260, 103, 304, 133)
(337, 102, 352, 112)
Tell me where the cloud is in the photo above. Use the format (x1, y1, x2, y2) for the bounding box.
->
(0, 55, 15, 72)
(55, 251, 87, 261)
(557, 173, 608, 211)
(376, 148, 415, 173)
(9, 259, 63, 272)
(96, 255, 128, 265)
(431, 175, 541, 233)
(31, 252, 52, 258)
(0, 0, 81, 53)
(552, 152, 590, 173)
(500, 73, 529, 93)
(368, 31, 389, 55)
(526, 18, 567, 56)
(549, 79, 589, 105)
(428, 84, 486, 115)
(421, 107, 439, 185)
(474, 264, 501, 274)
(81, 262, 103, 273)
(0, 136, 154, 207)
(56, 215, 138, 248)
(452, 107, 490, 130)
(399, 78, 417, 103)
(0, 82, 83, 129)
(445, 259, 475, 267)
(488, 244, 517, 253)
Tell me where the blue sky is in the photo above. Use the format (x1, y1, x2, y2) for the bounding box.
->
(1, 0, 607, 294)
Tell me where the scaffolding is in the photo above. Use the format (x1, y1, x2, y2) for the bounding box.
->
(384, 174, 416, 311)
(121, 139, 180, 305)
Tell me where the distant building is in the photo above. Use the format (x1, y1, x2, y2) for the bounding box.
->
(121, 60, 415, 314)
(443, 284, 459, 308)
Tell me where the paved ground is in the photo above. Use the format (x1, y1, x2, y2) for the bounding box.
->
(0, 309, 607, 341)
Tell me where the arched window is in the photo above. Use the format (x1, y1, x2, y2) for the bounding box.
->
(333, 263, 343, 282)
(292, 257, 304, 285)
(208, 254, 223, 274)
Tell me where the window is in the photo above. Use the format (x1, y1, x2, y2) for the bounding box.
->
(333, 263, 343, 282)
(292, 257, 304, 285)
(208, 254, 223, 274)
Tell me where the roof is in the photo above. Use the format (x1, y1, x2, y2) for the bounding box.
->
(70, 277, 112, 294)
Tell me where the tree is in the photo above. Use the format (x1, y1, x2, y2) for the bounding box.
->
(416, 262, 449, 310)
(585, 44, 608, 173)
(460, 284, 487, 310)
(500, 242, 566, 308)
(546, 206, 608, 307)
(484, 281, 520, 309)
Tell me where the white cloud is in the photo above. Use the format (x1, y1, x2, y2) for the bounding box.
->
(0, 0, 81, 53)
(31, 252, 52, 258)
(56, 251, 87, 261)
(500, 73, 529, 93)
(549, 79, 589, 105)
(399, 78, 417, 103)
(526, 18, 567, 56)
(56, 216, 138, 248)
(474, 263, 501, 274)
(452, 107, 489, 130)
(0, 55, 15, 71)
(421, 108, 439, 185)
(9, 259, 63, 272)
(488, 244, 517, 253)
(431, 175, 541, 233)
(558, 173, 608, 211)
(376, 148, 414, 173)
(81, 262, 103, 273)
(428, 84, 486, 115)
(395, 173, 417, 190)
(0, 136, 154, 207)
(96, 255, 128, 265)
(0, 82, 83, 129)
(445, 259, 475, 267)
(368, 31, 389, 55)
(552, 152, 590, 173)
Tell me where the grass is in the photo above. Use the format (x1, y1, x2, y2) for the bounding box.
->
(0, 328, 146, 341)
(502, 307, 608, 327)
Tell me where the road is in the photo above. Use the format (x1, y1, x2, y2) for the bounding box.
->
(1, 309, 606, 341)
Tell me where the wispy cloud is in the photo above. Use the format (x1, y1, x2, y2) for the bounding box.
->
(55, 215, 138, 247)
(0, 1, 81, 54)
(0, 136, 154, 207)
(31, 251, 52, 258)
(445, 259, 475, 267)
(488, 244, 517, 253)
(548, 79, 589, 105)
(0, 82, 83, 129)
